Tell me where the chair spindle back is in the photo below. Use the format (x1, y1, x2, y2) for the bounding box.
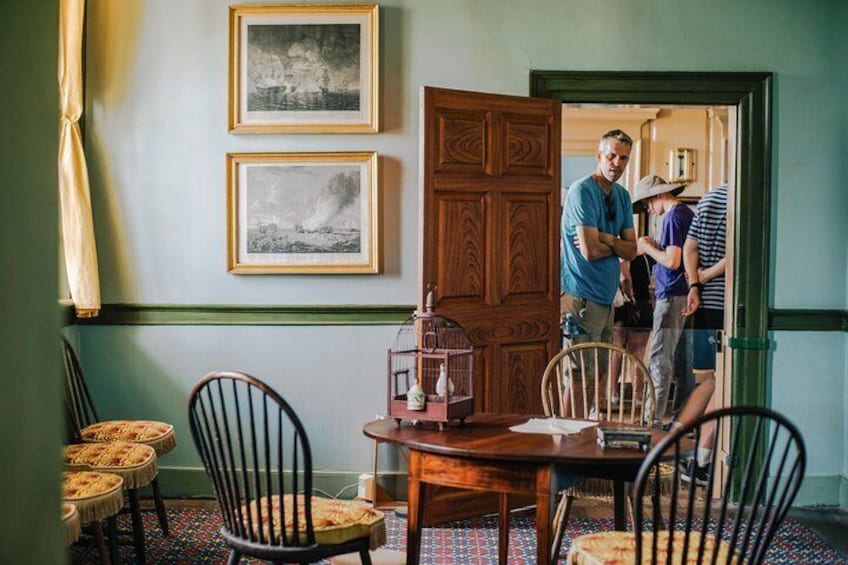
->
(633, 406, 806, 565)
(61, 337, 100, 442)
(541, 341, 655, 425)
(188, 371, 315, 549)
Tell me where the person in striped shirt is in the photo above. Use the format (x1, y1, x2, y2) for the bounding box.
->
(683, 184, 727, 322)
(677, 183, 728, 485)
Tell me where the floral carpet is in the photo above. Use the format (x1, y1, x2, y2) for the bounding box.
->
(69, 505, 848, 564)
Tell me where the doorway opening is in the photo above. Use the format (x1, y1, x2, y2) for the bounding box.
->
(561, 103, 735, 429)
(533, 70, 773, 495)
(532, 71, 772, 409)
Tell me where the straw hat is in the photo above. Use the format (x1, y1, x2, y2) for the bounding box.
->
(632, 175, 686, 212)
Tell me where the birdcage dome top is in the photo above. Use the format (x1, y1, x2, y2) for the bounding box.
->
(390, 292, 472, 353)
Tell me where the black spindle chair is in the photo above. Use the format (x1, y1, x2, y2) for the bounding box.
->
(567, 405, 806, 564)
(188, 371, 384, 565)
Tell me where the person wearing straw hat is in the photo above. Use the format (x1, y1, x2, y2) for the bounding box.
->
(560, 129, 638, 415)
(632, 174, 694, 427)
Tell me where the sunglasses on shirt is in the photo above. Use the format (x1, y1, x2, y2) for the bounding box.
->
(605, 192, 615, 222)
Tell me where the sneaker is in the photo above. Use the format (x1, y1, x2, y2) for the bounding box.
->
(681, 459, 711, 487)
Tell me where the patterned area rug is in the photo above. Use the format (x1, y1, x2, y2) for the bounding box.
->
(70, 506, 848, 564)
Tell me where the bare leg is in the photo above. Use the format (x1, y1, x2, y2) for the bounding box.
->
(609, 323, 627, 403)
(697, 389, 718, 446)
(674, 375, 715, 428)
(627, 330, 651, 401)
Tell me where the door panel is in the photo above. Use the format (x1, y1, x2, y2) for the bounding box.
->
(435, 194, 486, 302)
(435, 110, 489, 173)
(501, 194, 549, 300)
(421, 86, 561, 415)
(500, 342, 550, 414)
(504, 113, 555, 175)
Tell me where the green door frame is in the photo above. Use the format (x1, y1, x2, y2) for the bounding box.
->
(531, 71, 773, 482)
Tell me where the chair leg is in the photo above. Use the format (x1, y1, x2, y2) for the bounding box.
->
(106, 515, 120, 565)
(550, 492, 573, 565)
(227, 549, 240, 565)
(359, 547, 373, 565)
(151, 477, 170, 537)
(91, 520, 111, 565)
(128, 488, 147, 564)
(652, 489, 666, 530)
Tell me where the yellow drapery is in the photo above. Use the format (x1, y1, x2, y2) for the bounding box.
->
(59, 0, 100, 317)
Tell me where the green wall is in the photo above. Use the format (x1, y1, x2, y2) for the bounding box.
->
(80, 0, 847, 506)
(0, 1, 63, 562)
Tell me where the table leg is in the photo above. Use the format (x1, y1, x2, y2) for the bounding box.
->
(406, 451, 425, 565)
(535, 466, 554, 565)
(498, 493, 509, 565)
(372, 438, 381, 507)
(613, 479, 626, 531)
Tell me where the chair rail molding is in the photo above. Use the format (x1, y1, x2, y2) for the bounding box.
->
(768, 309, 848, 332)
(72, 303, 415, 326)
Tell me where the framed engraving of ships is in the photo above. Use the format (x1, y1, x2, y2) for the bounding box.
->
(227, 152, 380, 274)
(229, 4, 379, 133)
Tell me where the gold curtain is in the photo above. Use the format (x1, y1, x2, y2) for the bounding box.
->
(59, 0, 100, 317)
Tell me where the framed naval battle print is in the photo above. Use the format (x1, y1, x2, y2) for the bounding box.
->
(227, 152, 380, 274)
(229, 4, 379, 133)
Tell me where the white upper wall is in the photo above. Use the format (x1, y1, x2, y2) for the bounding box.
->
(85, 0, 847, 309)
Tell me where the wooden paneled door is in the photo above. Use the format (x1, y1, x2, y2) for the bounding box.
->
(420, 87, 561, 415)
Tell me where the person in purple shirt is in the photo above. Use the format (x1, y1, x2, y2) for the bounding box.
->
(632, 175, 694, 426)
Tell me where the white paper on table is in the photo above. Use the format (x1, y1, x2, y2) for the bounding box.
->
(509, 417, 598, 435)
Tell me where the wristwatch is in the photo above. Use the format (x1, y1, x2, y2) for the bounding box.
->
(689, 282, 704, 291)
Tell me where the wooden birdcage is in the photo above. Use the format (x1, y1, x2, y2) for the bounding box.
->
(387, 292, 474, 429)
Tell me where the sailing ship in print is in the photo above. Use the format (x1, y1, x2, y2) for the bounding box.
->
(246, 165, 362, 254)
(247, 23, 360, 112)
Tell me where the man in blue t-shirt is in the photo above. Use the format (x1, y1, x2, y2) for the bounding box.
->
(560, 130, 637, 414)
(632, 174, 694, 426)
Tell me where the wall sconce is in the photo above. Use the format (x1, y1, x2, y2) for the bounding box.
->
(669, 148, 695, 183)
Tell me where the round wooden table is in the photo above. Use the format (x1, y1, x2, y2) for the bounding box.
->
(363, 413, 666, 565)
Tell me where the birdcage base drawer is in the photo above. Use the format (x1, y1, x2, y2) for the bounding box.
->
(389, 395, 474, 428)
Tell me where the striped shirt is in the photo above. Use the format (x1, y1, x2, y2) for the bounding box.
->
(686, 185, 727, 310)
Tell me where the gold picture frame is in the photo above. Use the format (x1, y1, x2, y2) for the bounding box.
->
(227, 152, 380, 274)
(229, 3, 379, 133)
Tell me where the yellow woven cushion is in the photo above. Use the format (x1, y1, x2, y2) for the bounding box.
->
(62, 471, 124, 524)
(241, 494, 386, 550)
(570, 464, 676, 498)
(568, 531, 732, 564)
(64, 441, 158, 489)
(81, 420, 176, 456)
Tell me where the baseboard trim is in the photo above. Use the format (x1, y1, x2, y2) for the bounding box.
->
(793, 474, 846, 507)
(74, 303, 415, 326)
(156, 467, 407, 500)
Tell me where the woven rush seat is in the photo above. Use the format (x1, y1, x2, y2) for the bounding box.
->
(81, 419, 176, 456)
(567, 531, 732, 564)
(62, 502, 82, 546)
(570, 463, 676, 499)
(62, 471, 124, 525)
(64, 441, 158, 489)
(241, 494, 386, 550)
